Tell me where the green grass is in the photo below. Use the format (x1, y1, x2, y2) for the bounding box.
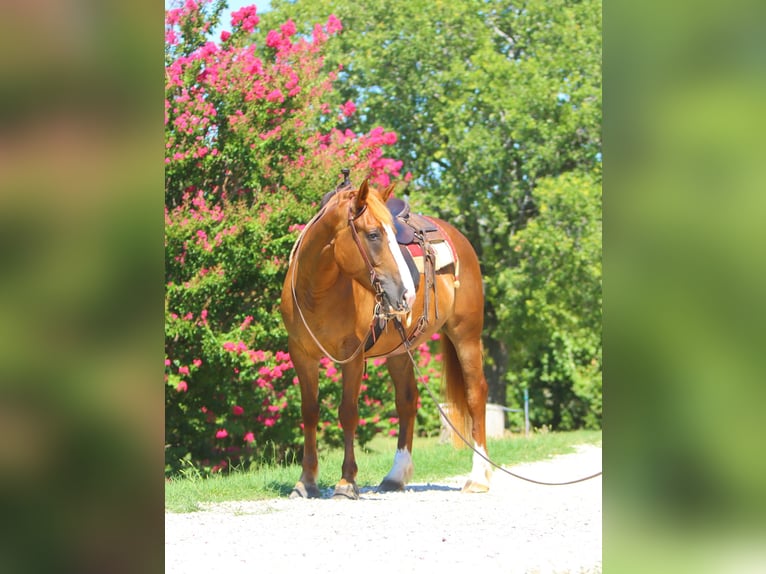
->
(165, 429, 601, 513)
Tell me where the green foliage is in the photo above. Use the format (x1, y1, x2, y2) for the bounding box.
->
(495, 172, 602, 429)
(266, 0, 602, 427)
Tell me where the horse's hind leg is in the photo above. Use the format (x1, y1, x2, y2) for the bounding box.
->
(444, 331, 492, 492)
(463, 341, 492, 492)
(378, 353, 417, 492)
(288, 343, 322, 499)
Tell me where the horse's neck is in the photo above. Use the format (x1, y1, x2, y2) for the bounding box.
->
(294, 220, 342, 298)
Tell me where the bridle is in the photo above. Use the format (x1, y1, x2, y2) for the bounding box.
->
(289, 184, 392, 364)
(345, 202, 388, 305)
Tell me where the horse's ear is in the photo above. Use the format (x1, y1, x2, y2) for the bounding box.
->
(381, 183, 397, 202)
(355, 178, 370, 213)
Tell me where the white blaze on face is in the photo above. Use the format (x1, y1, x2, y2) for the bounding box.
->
(383, 223, 416, 308)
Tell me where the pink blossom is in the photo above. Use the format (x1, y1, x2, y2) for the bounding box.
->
(231, 5, 259, 33)
(232, 405, 244, 416)
(275, 350, 291, 362)
(192, 358, 203, 368)
(265, 29, 282, 48)
(176, 380, 188, 392)
(220, 30, 231, 42)
(312, 23, 327, 44)
(327, 14, 343, 34)
(340, 100, 356, 117)
(178, 365, 190, 375)
(248, 349, 267, 363)
(165, 8, 182, 26)
(215, 429, 228, 439)
(431, 333, 441, 341)
(244, 432, 255, 443)
(263, 417, 276, 427)
(165, 359, 171, 366)
(281, 19, 297, 37)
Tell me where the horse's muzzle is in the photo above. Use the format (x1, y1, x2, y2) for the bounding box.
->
(385, 289, 415, 317)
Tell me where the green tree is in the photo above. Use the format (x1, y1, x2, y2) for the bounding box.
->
(265, 0, 602, 426)
(495, 172, 602, 429)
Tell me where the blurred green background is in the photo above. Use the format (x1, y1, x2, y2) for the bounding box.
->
(606, 0, 766, 571)
(0, 1, 162, 572)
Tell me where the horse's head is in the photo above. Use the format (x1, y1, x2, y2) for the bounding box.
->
(327, 179, 416, 316)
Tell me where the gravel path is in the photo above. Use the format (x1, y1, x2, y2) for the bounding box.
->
(165, 444, 602, 574)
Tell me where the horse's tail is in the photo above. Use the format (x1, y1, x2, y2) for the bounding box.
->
(441, 334, 472, 448)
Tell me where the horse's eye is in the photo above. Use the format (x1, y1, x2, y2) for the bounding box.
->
(366, 230, 381, 241)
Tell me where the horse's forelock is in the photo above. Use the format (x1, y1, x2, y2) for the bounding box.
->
(362, 189, 393, 228)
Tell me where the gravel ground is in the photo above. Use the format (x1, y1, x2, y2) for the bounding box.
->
(165, 444, 602, 574)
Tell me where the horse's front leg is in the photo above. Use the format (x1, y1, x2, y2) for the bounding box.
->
(288, 343, 322, 499)
(333, 356, 365, 500)
(378, 353, 417, 492)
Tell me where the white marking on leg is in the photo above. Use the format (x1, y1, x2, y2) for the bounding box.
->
(469, 443, 493, 486)
(383, 448, 414, 485)
(383, 224, 416, 307)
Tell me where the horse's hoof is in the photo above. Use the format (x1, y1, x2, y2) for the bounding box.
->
(461, 479, 490, 493)
(377, 478, 405, 493)
(290, 481, 321, 499)
(332, 481, 360, 500)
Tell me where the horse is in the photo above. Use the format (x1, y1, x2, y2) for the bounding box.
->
(280, 175, 491, 499)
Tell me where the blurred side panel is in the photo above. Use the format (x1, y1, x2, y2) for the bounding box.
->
(0, 1, 162, 572)
(606, 0, 766, 572)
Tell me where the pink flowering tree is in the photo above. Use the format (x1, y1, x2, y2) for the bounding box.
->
(165, 1, 439, 475)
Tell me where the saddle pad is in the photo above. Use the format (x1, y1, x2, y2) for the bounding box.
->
(405, 241, 455, 274)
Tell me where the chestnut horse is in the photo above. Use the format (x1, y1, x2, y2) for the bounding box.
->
(280, 177, 491, 499)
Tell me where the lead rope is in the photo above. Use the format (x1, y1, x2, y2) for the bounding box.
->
(400, 341, 603, 486)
